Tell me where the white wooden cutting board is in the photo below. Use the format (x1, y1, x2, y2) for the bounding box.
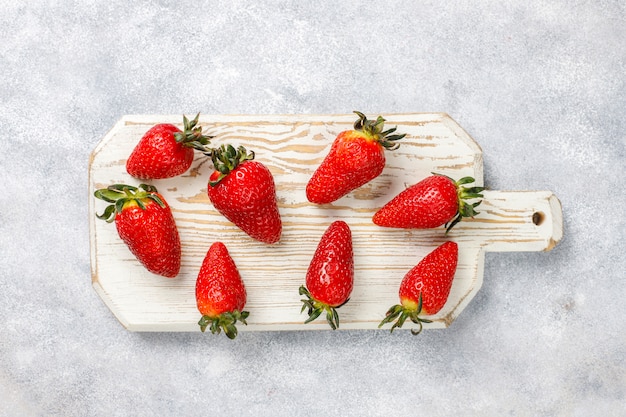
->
(88, 113, 563, 332)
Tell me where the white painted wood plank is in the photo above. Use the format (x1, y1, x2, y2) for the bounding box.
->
(88, 113, 563, 332)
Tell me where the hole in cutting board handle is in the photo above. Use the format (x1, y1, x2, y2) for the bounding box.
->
(532, 211, 545, 226)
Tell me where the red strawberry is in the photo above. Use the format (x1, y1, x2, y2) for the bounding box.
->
(379, 241, 458, 334)
(306, 111, 406, 204)
(196, 242, 249, 339)
(94, 183, 181, 278)
(207, 144, 282, 244)
(126, 113, 213, 179)
(299, 220, 353, 329)
(373, 174, 484, 233)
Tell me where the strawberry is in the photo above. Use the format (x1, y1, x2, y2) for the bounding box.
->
(306, 111, 406, 204)
(94, 183, 181, 278)
(207, 144, 282, 244)
(379, 241, 458, 334)
(126, 113, 213, 179)
(196, 242, 249, 339)
(299, 220, 353, 330)
(373, 174, 484, 233)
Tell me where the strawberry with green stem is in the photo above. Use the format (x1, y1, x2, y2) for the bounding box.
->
(126, 113, 213, 179)
(306, 111, 406, 204)
(379, 241, 458, 335)
(207, 144, 282, 244)
(94, 183, 181, 278)
(373, 173, 484, 233)
(299, 220, 353, 330)
(196, 242, 249, 339)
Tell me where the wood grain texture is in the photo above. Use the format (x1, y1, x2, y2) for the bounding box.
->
(88, 113, 563, 332)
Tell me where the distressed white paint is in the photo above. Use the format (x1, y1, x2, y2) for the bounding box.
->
(88, 113, 563, 332)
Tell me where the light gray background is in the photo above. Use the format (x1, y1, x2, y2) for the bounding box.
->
(1, 1, 624, 416)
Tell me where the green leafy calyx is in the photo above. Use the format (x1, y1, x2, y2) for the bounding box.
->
(173, 113, 214, 152)
(299, 286, 348, 330)
(378, 293, 433, 335)
(209, 144, 255, 186)
(434, 173, 485, 234)
(198, 310, 250, 339)
(353, 111, 406, 150)
(94, 183, 164, 222)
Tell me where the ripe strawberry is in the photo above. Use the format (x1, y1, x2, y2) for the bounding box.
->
(207, 144, 282, 244)
(379, 241, 458, 334)
(196, 242, 249, 339)
(94, 183, 181, 278)
(373, 174, 484, 233)
(306, 111, 406, 204)
(126, 113, 213, 179)
(299, 221, 353, 330)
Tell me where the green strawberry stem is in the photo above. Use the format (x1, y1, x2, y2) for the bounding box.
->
(378, 293, 433, 335)
(353, 111, 406, 150)
(209, 144, 256, 186)
(94, 183, 164, 222)
(198, 310, 250, 339)
(173, 113, 214, 153)
(299, 286, 348, 330)
(433, 173, 485, 234)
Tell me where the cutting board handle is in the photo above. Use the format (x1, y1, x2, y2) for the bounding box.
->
(464, 190, 563, 252)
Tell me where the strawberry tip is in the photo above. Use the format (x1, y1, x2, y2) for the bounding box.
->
(431, 173, 485, 233)
(209, 144, 255, 186)
(378, 293, 432, 335)
(352, 110, 406, 150)
(173, 113, 214, 152)
(198, 310, 250, 339)
(299, 286, 343, 330)
(94, 183, 165, 222)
